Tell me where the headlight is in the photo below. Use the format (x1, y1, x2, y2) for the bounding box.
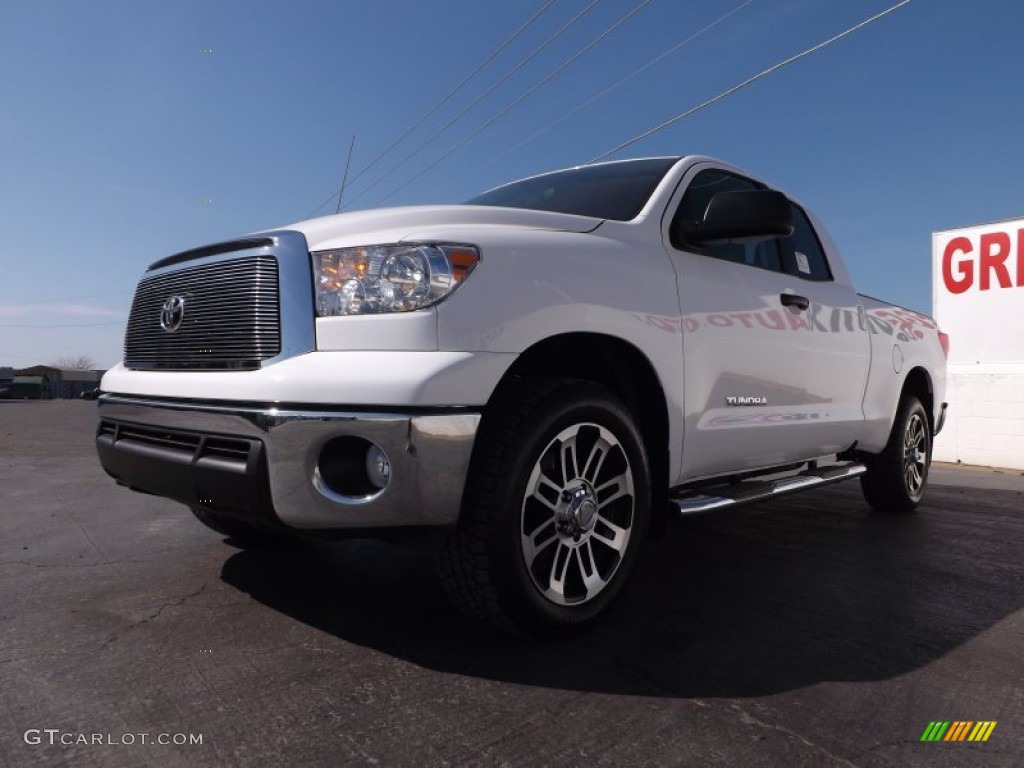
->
(312, 243, 479, 316)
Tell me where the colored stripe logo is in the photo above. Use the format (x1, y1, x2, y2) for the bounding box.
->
(920, 721, 997, 742)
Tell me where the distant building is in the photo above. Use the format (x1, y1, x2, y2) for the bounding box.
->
(9, 375, 51, 400)
(0, 367, 14, 398)
(12, 365, 101, 399)
(59, 368, 100, 398)
(932, 216, 1024, 469)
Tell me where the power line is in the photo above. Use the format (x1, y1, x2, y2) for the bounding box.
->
(0, 264, 43, 290)
(335, 135, 357, 214)
(0, 291, 132, 307)
(344, 0, 560, 190)
(588, 0, 913, 163)
(478, 0, 757, 171)
(303, 0, 561, 219)
(0, 321, 125, 328)
(341, 0, 605, 210)
(0, 351, 42, 361)
(370, 0, 653, 208)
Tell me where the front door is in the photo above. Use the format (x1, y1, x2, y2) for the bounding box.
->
(666, 166, 869, 480)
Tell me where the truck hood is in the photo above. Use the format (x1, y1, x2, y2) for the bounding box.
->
(279, 205, 603, 251)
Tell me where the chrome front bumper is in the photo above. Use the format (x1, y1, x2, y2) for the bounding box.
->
(96, 395, 480, 531)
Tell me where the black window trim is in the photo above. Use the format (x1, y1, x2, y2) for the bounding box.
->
(465, 157, 679, 222)
(669, 169, 784, 276)
(780, 202, 834, 283)
(668, 168, 835, 283)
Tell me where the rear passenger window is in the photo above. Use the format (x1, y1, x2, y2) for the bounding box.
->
(779, 205, 832, 281)
(670, 170, 781, 272)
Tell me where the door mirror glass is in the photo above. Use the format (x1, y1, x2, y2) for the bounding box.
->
(689, 189, 794, 245)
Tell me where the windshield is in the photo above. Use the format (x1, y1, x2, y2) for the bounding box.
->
(464, 158, 678, 221)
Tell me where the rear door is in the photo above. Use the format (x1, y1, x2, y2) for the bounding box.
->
(665, 166, 869, 479)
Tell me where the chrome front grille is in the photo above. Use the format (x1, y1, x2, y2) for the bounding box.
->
(124, 256, 281, 370)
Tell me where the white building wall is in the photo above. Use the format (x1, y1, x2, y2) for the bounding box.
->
(932, 218, 1024, 470)
(933, 363, 1024, 470)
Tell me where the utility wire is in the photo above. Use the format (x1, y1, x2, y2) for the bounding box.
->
(1, 291, 132, 306)
(368, 0, 653, 208)
(341, 0, 605, 210)
(0, 264, 43, 289)
(0, 321, 125, 328)
(303, 0, 560, 219)
(479, 0, 757, 171)
(335, 135, 356, 214)
(0, 350, 41, 361)
(344, 0, 559, 189)
(588, 0, 912, 163)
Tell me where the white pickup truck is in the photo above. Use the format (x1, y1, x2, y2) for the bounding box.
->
(97, 156, 948, 635)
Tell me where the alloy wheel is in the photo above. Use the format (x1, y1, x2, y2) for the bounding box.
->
(903, 412, 927, 498)
(520, 422, 635, 606)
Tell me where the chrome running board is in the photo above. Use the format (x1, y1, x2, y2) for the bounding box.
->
(671, 461, 867, 516)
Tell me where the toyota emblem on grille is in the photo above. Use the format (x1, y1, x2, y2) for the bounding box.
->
(159, 295, 186, 332)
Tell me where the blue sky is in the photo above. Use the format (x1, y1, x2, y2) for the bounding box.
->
(1, 0, 1021, 368)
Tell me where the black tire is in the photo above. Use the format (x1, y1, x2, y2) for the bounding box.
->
(860, 395, 931, 513)
(190, 507, 286, 546)
(437, 378, 651, 637)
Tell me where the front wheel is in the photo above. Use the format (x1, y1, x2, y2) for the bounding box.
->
(860, 395, 931, 513)
(437, 379, 651, 636)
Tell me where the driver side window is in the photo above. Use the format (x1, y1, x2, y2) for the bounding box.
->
(670, 170, 781, 272)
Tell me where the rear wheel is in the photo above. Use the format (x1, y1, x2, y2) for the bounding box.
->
(860, 395, 931, 513)
(437, 378, 651, 636)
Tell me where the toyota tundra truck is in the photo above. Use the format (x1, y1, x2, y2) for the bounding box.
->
(96, 156, 948, 635)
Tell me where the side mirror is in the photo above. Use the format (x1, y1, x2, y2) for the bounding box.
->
(688, 189, 794, 245)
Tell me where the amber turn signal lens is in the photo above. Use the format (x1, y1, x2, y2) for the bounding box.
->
(447, 250, 479, 283)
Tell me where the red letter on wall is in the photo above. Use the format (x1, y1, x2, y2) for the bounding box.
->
(942, 237, 973, 294)
(1018, 229, 1024, 287)
(979, 232, 1012, 290)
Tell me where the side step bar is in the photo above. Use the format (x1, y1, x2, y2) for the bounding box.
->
(671, 461, 867, 516)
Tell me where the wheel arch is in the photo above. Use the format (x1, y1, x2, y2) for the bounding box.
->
(491, 332, 671, 538)
(901, 366, 935, 432)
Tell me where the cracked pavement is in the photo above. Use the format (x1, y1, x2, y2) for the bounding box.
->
(1, 400, 1022, 767)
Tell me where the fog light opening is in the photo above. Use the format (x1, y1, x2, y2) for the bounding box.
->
(315, 436, 389, 502)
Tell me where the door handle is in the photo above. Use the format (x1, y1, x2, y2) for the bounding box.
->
(780, 293, 810, 311)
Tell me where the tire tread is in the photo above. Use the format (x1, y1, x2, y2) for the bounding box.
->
(437, 377, 573, 634)
(860, 395, 930, 514)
